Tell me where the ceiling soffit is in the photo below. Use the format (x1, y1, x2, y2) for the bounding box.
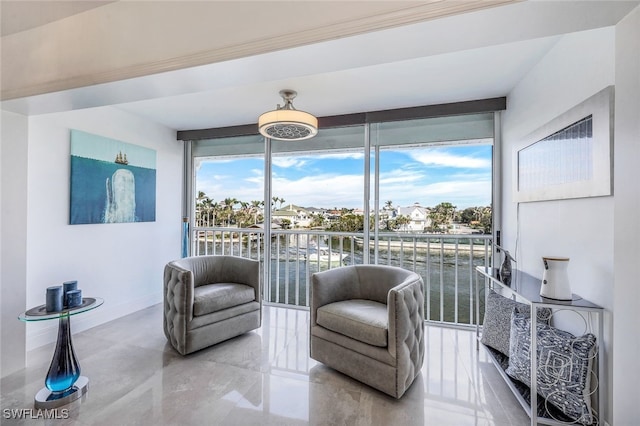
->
(1, 0, 516, 100)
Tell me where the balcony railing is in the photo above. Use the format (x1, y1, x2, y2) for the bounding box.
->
(192, 226, 492, 327)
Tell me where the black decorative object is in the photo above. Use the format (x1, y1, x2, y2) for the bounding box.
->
(46, 286, 63, 312)
(495, 245, 515, 287)
(65, 289, 83, 308)
(62, 281, 77, 307)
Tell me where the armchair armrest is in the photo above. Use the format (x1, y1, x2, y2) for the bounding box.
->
(387, 275, 425, 389)
(163, 261, 195, 354)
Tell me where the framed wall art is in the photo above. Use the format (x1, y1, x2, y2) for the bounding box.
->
(514, 86, 614, 203)
(70, 130, 156, 224)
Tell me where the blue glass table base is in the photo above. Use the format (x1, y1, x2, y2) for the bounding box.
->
(45, 314, 81, 394)
(34, 376, 88, 409)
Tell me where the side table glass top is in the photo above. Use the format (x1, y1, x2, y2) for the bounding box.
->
(19, 297, 104, 321)
(475, 266, 602, 310)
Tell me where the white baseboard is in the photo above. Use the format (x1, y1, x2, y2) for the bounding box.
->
(26, 292, 162, 351)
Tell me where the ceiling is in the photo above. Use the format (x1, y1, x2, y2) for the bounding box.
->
(1, 1, 637, 133)
(0, 1, 116, 37)
(113, 35, 559, 131)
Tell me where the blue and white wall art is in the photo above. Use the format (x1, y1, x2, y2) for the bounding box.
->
(70, 130, 156, 225)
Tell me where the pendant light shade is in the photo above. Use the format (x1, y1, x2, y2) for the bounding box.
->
(258, 90, 318, 141)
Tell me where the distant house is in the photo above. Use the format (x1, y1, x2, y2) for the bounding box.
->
(247, 223, 281, 229)
(306, 207, 328, 217)
(272, 204, 311, 228)
(396, 203, 431, 232)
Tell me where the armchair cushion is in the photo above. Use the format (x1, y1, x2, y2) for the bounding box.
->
(317, 299, 388, 347)
(193, 283, 256, 316)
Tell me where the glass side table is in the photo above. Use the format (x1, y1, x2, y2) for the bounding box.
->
(18, 297, 103, 409)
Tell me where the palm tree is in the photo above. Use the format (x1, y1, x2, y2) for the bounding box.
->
(429, 202, 457, 233)
(195, 191, 213, 226)
(250, 200, 263, 224)
(222, 197, 238, 226)
(382, 200, 395, 230)
(395, 214, 411, 232)
(211, 202, 220, 226)
(310, 213, 325, 229)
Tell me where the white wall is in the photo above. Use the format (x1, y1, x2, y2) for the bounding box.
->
(501, 27, 616, 423)
(23, 106, 183, 353)
(612, 6, 640, 425)
(1, 110, 28, 376)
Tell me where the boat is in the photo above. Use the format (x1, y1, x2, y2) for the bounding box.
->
(287, 246, 349, 265)
(115, 151, 129, 165)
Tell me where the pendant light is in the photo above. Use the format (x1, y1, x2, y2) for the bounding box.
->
(258, 90, 318, 141)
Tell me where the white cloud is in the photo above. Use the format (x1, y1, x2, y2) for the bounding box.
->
(314, 152, 364, 160)
(272, 157, 307, 168)
(272, 152, 364, 169)
(379, 169, 424, 185)
(409, 149, 491, 169)
(197, 172, 264, 203)
(272, 173, 364, 208)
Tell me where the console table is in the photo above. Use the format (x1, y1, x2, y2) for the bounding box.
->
(18, 297, 103, 409)
(475, 267, 603, 426)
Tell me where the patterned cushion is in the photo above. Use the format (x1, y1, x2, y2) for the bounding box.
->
(506, 311, 597, 425)
(481, 291, 551, 356)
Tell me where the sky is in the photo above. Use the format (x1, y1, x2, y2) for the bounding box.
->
(195, 144, 492, 210)
(70, 129, 156, 169)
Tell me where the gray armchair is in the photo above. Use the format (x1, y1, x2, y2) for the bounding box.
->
(310, 264, 425, 398)
(163, 255, 261, 355)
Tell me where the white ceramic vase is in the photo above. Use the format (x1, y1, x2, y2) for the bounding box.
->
(540, 256, 572, 301)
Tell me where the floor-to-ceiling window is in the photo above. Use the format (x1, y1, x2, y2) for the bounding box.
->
(370, 113, 494, 323)
(184, 104, 500, 324)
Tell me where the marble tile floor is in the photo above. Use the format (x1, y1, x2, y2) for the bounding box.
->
(1, 304, 530, 425)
